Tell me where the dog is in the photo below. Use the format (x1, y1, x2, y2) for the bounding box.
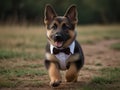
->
(44, 4, 84, 87)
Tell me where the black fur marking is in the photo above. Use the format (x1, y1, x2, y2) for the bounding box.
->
(66, 17, 75, 30)
(74, 58, 84, 70)
(55, 17, 64, 24)
(66, 41, 84, 70)
(74, 41, 84, 70)
(55, 17, 75, 30)
(46, 42, 51, 53)
(44, 60, 51, 69)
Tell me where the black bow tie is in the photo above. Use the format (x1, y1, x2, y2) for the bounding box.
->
(53, 47, 71, 55)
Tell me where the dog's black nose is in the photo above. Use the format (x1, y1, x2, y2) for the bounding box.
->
(54, 33, 63, 41)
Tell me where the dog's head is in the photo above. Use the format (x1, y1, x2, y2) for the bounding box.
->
(44, 4, 78, 48)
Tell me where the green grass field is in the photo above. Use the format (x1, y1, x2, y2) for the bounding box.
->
(0, 25, 120, 90)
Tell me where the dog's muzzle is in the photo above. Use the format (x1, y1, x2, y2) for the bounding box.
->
(54, 33, 64, 42)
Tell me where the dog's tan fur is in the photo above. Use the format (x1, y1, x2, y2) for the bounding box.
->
(66, 63, 78, 82)
(48, 62, 62, 85)
(46, 17, 76, 48)
(44, 4, 84, 87)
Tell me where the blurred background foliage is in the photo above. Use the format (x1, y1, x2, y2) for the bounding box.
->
(0, 0, 120, 25)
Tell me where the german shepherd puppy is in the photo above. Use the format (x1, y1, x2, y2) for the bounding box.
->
(44, 4, 84, 87)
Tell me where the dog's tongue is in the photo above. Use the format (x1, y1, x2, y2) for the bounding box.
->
(54, 41, 63, 48)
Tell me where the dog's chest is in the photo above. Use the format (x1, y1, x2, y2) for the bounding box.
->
(55, 53, 71, 70)
(50, 41, 75, 70)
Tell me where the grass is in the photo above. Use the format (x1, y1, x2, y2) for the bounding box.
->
(0, 26, 47, 88)
(77, 26, 120, 44)
(0, 67, 47, 88)
(0, 25, 120, 89)
(95, 63, 102, 66)
(24, 80, 45, 87)
(0, 68, 47, 77)
(0, 50, 22, 59)
(22, 64, 44, 68)
(80, 40, 96, 44)
(110, 42, 120, 51)
(60, 67, 120, 90)
(0, 49, 44, 60)
(0, 80, 21, 88)
(102, 30, 120, 40)
(86, 67, 120, 90)
(92, 67, 120, 84)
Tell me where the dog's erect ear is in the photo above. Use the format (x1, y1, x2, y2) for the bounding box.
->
(64, 5, 78, 23)
(44, 4, 57, 24)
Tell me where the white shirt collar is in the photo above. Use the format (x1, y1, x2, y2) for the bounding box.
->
(50, 41, 75, 54)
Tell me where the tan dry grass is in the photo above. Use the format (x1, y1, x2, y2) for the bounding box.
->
(0, 25, 120, 89)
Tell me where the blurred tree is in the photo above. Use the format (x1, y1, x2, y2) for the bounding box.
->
(0, 0, 119, 25)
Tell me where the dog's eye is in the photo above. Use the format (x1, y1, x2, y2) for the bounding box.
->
(52, 24, 57, 30)
(62, 24, 70, 30)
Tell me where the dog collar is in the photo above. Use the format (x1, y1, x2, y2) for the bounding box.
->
(50, 41, 75, 54)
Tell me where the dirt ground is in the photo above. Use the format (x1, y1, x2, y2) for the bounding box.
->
(1, 39, 119, 90)
(0, 25, 120, 90)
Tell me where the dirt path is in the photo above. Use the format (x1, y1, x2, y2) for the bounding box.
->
(80, 39, 120, 82)
(1, 39, 120, 90)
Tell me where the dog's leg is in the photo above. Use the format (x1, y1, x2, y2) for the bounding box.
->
(65, 63, 79, 82)
(48, 62, 61, 87)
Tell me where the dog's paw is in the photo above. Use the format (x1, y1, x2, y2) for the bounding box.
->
(50, 80, 61, 87)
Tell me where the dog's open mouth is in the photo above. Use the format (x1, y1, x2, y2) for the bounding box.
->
(54, 41, 63, 48)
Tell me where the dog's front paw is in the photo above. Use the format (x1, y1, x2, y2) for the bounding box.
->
(50, 80, 61, 87)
